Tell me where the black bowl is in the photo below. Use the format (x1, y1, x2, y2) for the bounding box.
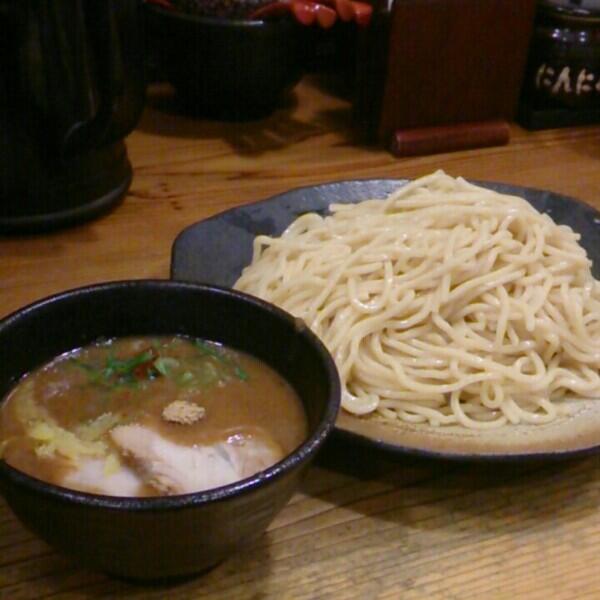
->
(144, 5, 304, 120)
(0, 280, 340, 579)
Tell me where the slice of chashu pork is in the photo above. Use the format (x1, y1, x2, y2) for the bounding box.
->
(62, 457, 144, 497)
(109, 424, 285, 495)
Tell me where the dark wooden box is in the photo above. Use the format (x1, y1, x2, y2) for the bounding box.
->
(355, 0, 536, 156)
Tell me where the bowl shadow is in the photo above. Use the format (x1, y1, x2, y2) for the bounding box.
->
(307, 435, 600, 534)
(0, 502, 273, 599)
(136, 81, 370, 157)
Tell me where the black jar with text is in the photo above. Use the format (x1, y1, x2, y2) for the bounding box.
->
(519, 0, 600, 128)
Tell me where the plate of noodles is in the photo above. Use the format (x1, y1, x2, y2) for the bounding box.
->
(171, 171, 600, 459)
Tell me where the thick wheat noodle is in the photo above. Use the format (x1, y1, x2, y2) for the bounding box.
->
(235, 171, 600, 429)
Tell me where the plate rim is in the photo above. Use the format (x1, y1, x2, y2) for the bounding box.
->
(170, 177, 600, 461)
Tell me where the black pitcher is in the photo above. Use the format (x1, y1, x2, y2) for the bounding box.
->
(0, 0, 146, 233)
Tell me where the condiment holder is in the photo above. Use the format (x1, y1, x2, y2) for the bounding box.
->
(519, 0, 600, 129)
(355, 0, 536, 156)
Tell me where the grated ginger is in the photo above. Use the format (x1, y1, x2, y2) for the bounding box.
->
(30, 421, 108, 462)
(103, 453, 122, 476)
(75, 413, 123, 442)
(162, 400, 206, 425)
(12, 382, 115, 463)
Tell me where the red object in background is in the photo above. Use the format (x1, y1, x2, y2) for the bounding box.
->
(332, 0, 355, 21)
(351, 1, 371, 26)
(249, 0, 371, 27)
(314, 3, 338, 27)
(147, 0, 372, 27)
(290, 1, 337, 27)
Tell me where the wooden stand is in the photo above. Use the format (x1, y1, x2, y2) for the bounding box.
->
(390, 120, 510, 157)
(355, 0, 536, 156)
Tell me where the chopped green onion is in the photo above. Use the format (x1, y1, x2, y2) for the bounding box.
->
(195, 340, 224, 360)
(71, 349, 154, 389)
(179, 371, 195, 384)
(106, 350, 154, 376)
(194, 340, 249, 381)
(153, 357, 180, 377)
(235, 366, 249, 381)
(199, 361, 219, 386)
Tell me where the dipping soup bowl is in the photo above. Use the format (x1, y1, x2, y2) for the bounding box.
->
(0, 280, 340, 579)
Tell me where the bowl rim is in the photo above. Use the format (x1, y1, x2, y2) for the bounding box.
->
(144, 2, 294, 28)
(0, 279, 341, 511)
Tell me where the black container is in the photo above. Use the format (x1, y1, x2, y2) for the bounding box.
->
(0, 280, 340, 579)
(144, 5, 303, 120)
(301, 21, 360, 99)
(519, 0, 600, 128)
(0, 1, 146, 233)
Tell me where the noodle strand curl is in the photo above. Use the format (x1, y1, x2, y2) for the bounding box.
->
(235, 171, 600, 430)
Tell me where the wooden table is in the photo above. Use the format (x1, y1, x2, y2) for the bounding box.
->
(2, 77, 600, 599)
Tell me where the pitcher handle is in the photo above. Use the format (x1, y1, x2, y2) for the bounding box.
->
(18, 0, 145, 158)
(64, 0, 146, 155)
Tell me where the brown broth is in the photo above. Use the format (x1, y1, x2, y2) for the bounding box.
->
(0, 336, 308, 495)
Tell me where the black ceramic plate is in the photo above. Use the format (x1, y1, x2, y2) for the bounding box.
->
(171, 178, 600, 460)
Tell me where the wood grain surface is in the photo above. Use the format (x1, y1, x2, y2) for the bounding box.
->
(1, 77, 600, 599)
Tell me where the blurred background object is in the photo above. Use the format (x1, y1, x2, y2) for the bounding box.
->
(143, 0, 372, 120)
(143, 3, 304, 120)
(0, 0, 146, 234)
(518, 0, 600, 129)
(169, 0, 273, 19)
(354, 0, 536, 156)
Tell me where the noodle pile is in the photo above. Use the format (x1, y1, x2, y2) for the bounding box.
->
(235, 171, 600, 429)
